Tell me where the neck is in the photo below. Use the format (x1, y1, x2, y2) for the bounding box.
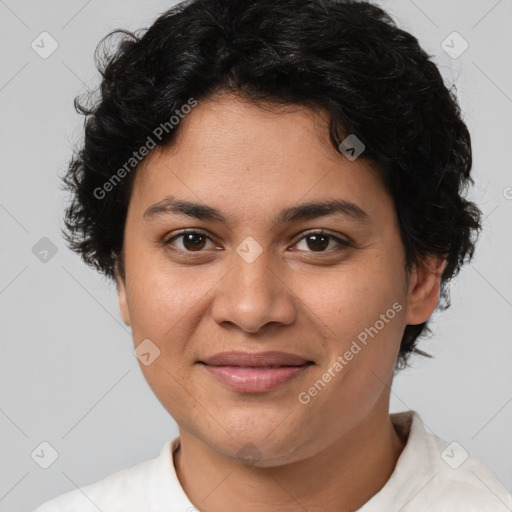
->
(173, 407, 406, 512)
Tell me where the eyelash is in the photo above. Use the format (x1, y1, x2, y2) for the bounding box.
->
(163, 229, 352, 254)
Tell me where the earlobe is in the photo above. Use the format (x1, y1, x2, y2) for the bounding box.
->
(405, 255, 447, 326)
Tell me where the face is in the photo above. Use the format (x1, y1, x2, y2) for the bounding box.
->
(117, 93, 444, 466)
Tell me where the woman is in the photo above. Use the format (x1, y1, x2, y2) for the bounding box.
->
(34, 0, 512, 510)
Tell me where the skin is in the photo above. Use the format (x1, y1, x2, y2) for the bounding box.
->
(116, 92, 446, 512)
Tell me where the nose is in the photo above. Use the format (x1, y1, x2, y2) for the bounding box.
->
(210, 242, 296, 334)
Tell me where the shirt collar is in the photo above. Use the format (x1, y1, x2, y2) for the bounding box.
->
(357, 410, 437, 511)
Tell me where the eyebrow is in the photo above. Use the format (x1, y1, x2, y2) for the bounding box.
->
(143, 195, 370, 226)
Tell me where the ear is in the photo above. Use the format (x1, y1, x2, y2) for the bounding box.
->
(405, 254, 447, 325)
(115, 265, 131, 326)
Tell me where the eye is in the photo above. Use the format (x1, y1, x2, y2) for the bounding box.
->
(293, 230, 351, 253)
(164, 229, 351, 254)
(164, 230, 217, 252)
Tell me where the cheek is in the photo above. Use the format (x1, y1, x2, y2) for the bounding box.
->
(301, 258, 404, 338)
(299, 253, 406, 392)
(127, 268, 204, 414)
(125, 262, 218, 356)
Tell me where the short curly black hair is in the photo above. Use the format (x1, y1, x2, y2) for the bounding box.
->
(62, 0, 482, 368)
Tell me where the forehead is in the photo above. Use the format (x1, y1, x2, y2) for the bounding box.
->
(128, 94, 393, 223)
(139, 94, 337, 172)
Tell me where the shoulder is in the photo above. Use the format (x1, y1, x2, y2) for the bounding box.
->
(410, 414, 512, 511)
(377, 411, 512, 512)
(417, 468, 512, 511)
(32, 452, 159, 512)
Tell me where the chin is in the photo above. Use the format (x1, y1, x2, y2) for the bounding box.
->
(205, 427, 311, 467)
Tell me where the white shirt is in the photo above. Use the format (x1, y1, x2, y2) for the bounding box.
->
(33, 410, 512, 511)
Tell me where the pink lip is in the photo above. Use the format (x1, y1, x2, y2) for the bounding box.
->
(200, 364, 313, 393)
(200, 350, 312, 367)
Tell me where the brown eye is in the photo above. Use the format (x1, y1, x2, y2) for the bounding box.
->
(305, 233, 330, 251)
(294, 231, 351, 253)
(181, 232, 207, 251)
(165, 231, 214, 252)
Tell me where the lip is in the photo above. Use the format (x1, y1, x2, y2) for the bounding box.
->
(201, 364, 312, 393)
(200, 351, 313, 367)
(198, 351, 314, 393)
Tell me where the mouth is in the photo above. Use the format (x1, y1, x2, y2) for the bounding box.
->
(199, 350, 314, 367)
(197, 351, 315, 393)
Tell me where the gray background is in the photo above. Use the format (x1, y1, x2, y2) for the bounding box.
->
(0, 0, 511, 510)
